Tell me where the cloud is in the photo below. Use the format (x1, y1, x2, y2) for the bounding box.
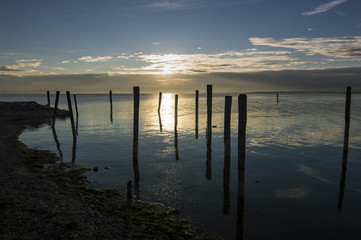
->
(0, 66, 28, 72)
(150, 1, 182, 10)
(249, 36, 361, 58)
(152, 42, 161, 45)
(135, 50, 302, 74)
(78, 56, 113, 62)
(302, 0, 348, 16)
(61, 60, 70, 64)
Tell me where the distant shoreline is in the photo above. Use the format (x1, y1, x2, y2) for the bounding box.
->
(0, 89, 359, 95)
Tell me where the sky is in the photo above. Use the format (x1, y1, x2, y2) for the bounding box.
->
(1, 0, 361, 93)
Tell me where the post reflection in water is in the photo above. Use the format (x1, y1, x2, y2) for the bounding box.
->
(71, 134, 77, 166)
(338, 87, 351, 213)
(158, 112, 163, 132)
(133, 87, 140, 199)
(51, 125, 63, 161)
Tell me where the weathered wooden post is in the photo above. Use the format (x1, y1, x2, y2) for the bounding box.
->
(133, 87, 140, 199)
(223, 96, 232, 215)
(207, 85, 212, 134)
(52, 91, 60, 128)
(195, 90, 199, 139)
(338, 86, 352, 213)
(47, 91, 50, 107)
(73, 94, 79, 117)
(175, 94, 178, 129)
(126, 180, 133, 228)
(224, 96, 232, 147)
(206, 85, 213, 180)
(238, 94, 247, 173)
(66, 91, 76, 138)
(174, 94, 179, 160)
(73, 94, 79, 135)
(277, 93, 279, 103)
(158, 92, 162, 114)
(237, 94, 247, 239)
(109, 90, 113, 122)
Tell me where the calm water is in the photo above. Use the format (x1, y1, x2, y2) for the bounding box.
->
(2, 92, 361, 239)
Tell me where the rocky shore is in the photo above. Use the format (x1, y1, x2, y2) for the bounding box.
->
(0, 101, 222, 240)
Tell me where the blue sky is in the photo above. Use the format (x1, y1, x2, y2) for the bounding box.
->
(1, 0, 361, 93)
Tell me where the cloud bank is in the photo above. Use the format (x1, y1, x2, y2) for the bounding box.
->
(1, 67, 360, 93)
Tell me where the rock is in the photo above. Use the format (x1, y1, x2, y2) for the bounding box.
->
(104, 167, 111, 170)
(93, 167, 98, 172)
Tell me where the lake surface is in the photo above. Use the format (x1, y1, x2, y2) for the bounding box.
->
(2, 92, 361, 239)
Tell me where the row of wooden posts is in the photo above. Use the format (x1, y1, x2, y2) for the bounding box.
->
(48, 85, 352, 233)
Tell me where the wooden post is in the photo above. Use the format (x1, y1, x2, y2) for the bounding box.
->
(195, 90, 199, 139)
(73, 94, 79, 117)
(224, 96, 232, 145)
(236, 94, 247, 239)
(52, 91, 60, 128)
(158, 92, 162, 114)
(47, 91, 50, 107)
(66, 91, 76, 138)
(277, 93, 279, 103)
(126, 180, 133, 228)
(109, 90, 113, 122)
(206, 85, 212, 180)
(133, 87, 140, 199)
(174, 94, 179, 160)
(207, 85, 212, 133)
(223, 96, 232, 215)
(338, 86, 352, 213)
(73, 94, 79, 135)
(238, 94, 247, 173)
(174, 94, 178, 129)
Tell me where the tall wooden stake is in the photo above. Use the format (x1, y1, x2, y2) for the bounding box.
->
(66, 91, 76, 138)
(158, 92, 162, 114)
(195, 90, 199, 139)
(52, 91, 60, 128)
(109, 90, 113, 122)
(47, 91, 50, 107)
(338, 86, 352, 213)
(133, 87, 140, 199)
(236, 94, 247, 239)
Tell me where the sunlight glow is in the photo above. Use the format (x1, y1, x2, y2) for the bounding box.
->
(159, 93, 175, 131)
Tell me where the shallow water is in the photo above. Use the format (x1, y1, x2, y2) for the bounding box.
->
(2, 92, 361, 239)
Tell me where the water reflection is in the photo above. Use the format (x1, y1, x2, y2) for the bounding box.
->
(71, 134, 77, 166)
(158, 112, 163, 132)
(51, 126, 63, 161)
